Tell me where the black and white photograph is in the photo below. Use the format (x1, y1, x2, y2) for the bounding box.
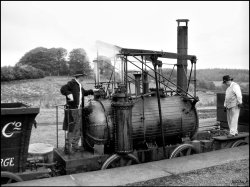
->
(1, 1, 249, 186)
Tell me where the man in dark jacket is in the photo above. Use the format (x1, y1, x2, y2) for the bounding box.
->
(61, 71, 95, 153)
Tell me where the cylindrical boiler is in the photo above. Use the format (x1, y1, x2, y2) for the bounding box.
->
(84, 95, 198, 150)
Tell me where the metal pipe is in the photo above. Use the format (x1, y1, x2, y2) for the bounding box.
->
(141, 56, 144, 94)
(153, 60, 166, 158)
(56, 106, 58, 148)
(113, 57, 116, 91)
(158, 61, 162, 88)
(133, 73, 141, 96)
(143, 57, 149, 94)
(141, 56, 146, 142)
(125, 56, 128, 99)
(93, 52, 100, 86)
(194, 60, 197, 98)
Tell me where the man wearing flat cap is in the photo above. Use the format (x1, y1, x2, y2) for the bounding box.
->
(223, 75, 243, 138)
(61, 70, 96, 153)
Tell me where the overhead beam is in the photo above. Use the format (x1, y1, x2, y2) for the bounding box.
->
(118, 48, 196, 61)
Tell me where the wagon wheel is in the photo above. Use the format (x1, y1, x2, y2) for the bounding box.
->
(101, 153, 140, 169)
(169, 144, 198, 159)
(1, 171, 23, 185)
(231, 140, 248, 148)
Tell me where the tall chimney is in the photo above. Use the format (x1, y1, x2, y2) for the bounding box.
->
(176, 19, 189, 94)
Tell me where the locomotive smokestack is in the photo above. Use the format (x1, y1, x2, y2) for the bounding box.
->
(176, 19, 189, 94)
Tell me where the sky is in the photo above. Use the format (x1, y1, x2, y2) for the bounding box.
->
(1, 1, 249, 70)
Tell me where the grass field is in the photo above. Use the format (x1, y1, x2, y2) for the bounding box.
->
(1, 76, 218, 125)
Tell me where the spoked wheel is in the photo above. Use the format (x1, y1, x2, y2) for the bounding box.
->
(231, 140, 248, 148)
(1, 171, 23, 185)
(169, 144, 198, 159)
(101, 153, 140, 169)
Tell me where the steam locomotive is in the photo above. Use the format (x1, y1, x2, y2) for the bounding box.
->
(1, 19, 248, 184)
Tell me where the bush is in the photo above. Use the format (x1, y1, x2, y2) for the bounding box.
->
(1, 65, 45, 82)
(1, 66, 16, 81)
(14, 65, 45, 80)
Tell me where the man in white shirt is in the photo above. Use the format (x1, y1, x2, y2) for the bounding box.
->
(223, 75, 243, 137)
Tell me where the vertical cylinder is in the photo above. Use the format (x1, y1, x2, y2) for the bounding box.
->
(157, 61, 163, 88)
(176, 19, 189, 94)
(143, 70, 149, 94)
(120, 58, 124, 84)
(93, 59, 100, 86)
(133, 73, 141, 96)
(112, 94, 134, 154)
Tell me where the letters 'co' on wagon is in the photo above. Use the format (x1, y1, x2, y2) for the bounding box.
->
(1, 103, 39, 173)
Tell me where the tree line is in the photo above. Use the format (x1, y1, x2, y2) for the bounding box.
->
(1, 47, 113, 82)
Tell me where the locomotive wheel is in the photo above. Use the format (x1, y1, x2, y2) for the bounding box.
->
(169, 144, 198, 159)
(101, 153, 140, 169)
(1, 171, 23, 184)
(231, 140, 248, 148)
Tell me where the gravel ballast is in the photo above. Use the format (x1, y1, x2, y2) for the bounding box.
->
(126, 159, 249, 186)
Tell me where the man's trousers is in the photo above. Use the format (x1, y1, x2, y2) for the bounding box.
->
(227, 106, 240, 135)
(65, 109, 82, 151)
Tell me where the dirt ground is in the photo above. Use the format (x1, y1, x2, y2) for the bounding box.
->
(126, 159, 249, 186)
